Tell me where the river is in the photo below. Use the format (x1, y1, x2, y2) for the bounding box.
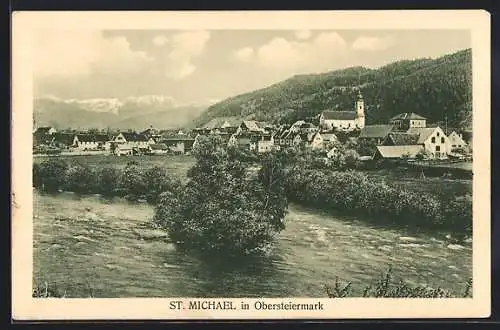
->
(33, 191, 472, 298)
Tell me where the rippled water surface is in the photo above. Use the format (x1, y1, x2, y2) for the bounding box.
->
(33, 192, 472, 297)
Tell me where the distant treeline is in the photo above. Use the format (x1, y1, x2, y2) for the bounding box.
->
(285, 167, 472, 235)
(33, 158, 180, 204)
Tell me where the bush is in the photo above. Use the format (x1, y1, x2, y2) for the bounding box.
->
(154, 135, 288, 255)
(64, 162, 99, 194)
(117, 163, 146, 201)
(286, 167, 471, 233)
(33, 159, 177, 205)
(96, 167, 121, 197)
(33, 158, 68, 192)
(325, 267, 472, 298)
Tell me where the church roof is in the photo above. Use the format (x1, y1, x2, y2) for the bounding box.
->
(321, 111, 358, 120)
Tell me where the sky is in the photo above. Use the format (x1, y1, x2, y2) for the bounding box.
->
(33, 29, 471, 104)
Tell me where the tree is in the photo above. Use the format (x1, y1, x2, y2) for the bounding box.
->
(153, 135, 288, 255)
(34, 158, 68, 192)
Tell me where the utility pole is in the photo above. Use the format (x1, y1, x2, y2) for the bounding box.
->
(445, 114, 448, 135)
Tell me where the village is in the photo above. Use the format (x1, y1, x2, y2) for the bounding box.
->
(33, 92, 473, 169)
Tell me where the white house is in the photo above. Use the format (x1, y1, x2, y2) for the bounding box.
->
(73, 134, 110, 151)
(389, 112, 427, 131)
(319, 91, 365, 131)
(249, 134, 274, 153)
(406, 126, 451, 159)
(448, 131, 467, 149)
(113, 132, 154, 149)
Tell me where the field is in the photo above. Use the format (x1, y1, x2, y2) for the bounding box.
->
(34, 154, 196, 182)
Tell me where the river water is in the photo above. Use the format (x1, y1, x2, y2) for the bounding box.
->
(33, 192, 472, 298)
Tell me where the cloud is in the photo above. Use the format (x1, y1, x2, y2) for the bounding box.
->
(153, 35, 169, 46)
(34, 30, 153, 77)
(255, 32, 348, 73)
(351, 36, 393, 51)
(231, 47, 255, 63)
(163, 30, 211, 80)
(295, 30, 312, 40)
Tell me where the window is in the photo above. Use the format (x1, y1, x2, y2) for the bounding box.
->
(436, 146, 441, 152)
(431, 137, 436, 143)
(437, 132, 440, 137)
(441, 137, 445, 143)
(452, 144, 457, 148)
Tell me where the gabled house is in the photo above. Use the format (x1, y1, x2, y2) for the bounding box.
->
(379, 126, 451, 159)
(50, 133, 76, 149)
(358, 124, 394, 145)
(113, 132, 154, 149)
(448, 131, 467, 150)
(389, 113, 427, 131)
(406, 126, 450, 159)
(33, 127, 57, 146)
(159, 134, 196, 154)
(250, 134, 275, 153)
(293, 132, 324, 150)
(239, 120, 267, 134)
(74, 134, 110, 151)
(320, 132, 338, 147)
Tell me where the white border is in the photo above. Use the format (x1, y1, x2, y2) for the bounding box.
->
(11, 10, 491, 320)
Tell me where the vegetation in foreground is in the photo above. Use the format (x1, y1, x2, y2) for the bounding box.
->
(286, 167, 472, 236)
(153, 135, 289, 255)
(33, 268, 473, 298)
(324, 267, 473, 298)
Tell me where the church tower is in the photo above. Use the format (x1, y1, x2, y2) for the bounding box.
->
(355, 91, 365, 128)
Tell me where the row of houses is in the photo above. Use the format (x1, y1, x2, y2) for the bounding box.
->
(33, 127, 198, 156)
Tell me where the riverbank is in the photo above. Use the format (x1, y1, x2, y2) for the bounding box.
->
(33, 191, 472, 298)
(32, 156, 473, 235)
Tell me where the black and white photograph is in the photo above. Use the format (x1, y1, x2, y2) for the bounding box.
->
(11, 10, 491, 320)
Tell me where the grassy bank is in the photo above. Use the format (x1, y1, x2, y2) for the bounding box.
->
(33, 158, 182, 204)
(286, 168, 472, 236)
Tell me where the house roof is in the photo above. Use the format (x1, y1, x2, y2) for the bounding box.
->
(321, 111, 358, 120)
(406, 127, 437, 144)
(241, 120, 264, 131)
(321, 133, 338, 141)
(52, 133, 75, 145)
(375, 145, 424, 159)
(120, 132, 149, 142)
(150, 143, 169, 150)
(389, 112, 427, 121)
(387, 132, 420, 145)
(77, 134, 109, 143)
(359, 125, 394, 139)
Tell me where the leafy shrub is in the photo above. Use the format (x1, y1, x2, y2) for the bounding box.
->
(64, 162, 99, 194)
(325, 267, 472, 298)
(33, 158, 68, 192)
(286, 168, 471, 233)
(154, 135, 288, 255)
(117, 163, 146, 201)
(96, 167, 121, 197)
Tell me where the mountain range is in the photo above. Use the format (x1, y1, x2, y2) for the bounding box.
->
(35, 49, 472, 132)
(33, 95, 210, 130)
(194, 48, 472, 131)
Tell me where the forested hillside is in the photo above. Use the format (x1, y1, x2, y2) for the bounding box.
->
(195, 49, 472, 130)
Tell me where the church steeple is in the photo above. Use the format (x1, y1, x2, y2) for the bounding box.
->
(356, 90, 364, 118)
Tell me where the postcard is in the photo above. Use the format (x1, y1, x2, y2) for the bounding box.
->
(11, 10, 491, 320)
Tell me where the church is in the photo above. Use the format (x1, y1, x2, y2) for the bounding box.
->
(319, 91, 365, 132)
